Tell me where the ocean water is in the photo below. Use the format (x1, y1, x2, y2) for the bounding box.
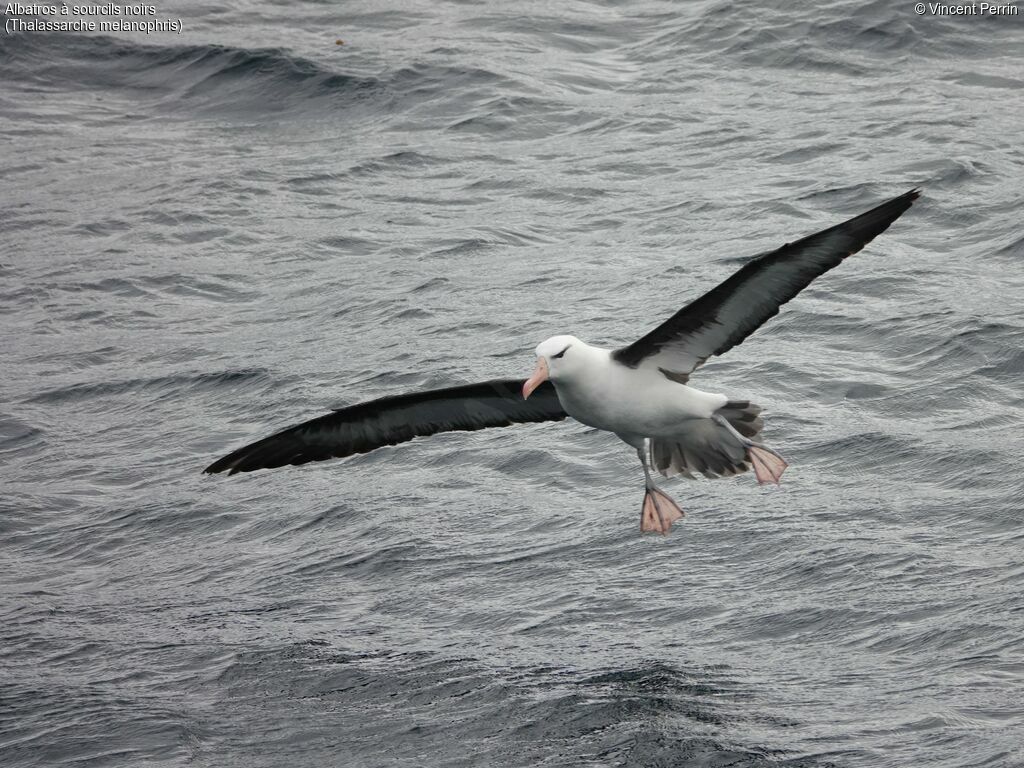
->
(2, 1, 1023, 766)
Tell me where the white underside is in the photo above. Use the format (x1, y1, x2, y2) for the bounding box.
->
(548, 345, 728, 446)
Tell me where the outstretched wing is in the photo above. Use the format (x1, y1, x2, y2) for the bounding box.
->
(612, 189, 921, 378)
(204, 378, 566, 475)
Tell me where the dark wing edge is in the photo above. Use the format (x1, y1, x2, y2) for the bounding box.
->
(612, 188, 921, 371)
(203, 378, 566, 475)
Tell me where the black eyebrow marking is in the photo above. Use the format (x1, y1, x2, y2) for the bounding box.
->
(552, 345, 571, 359)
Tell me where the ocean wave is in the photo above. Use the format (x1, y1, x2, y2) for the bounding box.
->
(0, 28, 519, 120)
(26, 368, 270, 405)
(1, 31, 365, 116)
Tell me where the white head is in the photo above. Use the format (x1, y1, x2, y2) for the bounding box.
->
(522, 334, 584, 398)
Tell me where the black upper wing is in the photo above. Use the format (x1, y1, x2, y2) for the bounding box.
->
(204, 378, 566, 475)
(612, 189, 921, 377)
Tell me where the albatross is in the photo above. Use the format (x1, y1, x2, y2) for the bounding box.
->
(205, 189, 920, 534)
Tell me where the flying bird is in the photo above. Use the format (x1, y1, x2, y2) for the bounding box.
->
(205, 189, 920, 534)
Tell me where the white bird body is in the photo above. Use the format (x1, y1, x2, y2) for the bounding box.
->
(535, 336, 727, 448)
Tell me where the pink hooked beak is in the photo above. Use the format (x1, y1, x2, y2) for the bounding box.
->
(522, 357, 549, 399)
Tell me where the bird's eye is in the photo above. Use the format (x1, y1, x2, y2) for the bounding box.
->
(552, 345, 571, 360)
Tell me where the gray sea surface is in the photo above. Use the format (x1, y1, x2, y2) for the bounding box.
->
(2, 1, 1023, 766)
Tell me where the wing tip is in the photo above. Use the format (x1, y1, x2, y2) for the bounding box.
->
(844, 186, 922, 242)
(877, 186, 922, 215)
(204, 450, 252, 475)
(202, 458, 235, 475)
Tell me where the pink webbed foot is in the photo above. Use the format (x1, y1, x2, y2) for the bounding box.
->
(640, 487, 685, 535)
(748, 445, 788, 485)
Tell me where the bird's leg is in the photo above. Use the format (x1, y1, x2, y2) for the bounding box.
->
(637, 446, 684, 535)
(713, 415, 788, 485)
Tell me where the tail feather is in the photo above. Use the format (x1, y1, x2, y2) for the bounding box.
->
(718, 400, 763, 439)
(648, 400, 784, 481)
(649, 419, 749, 479)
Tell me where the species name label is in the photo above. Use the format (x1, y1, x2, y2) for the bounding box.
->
(4, 3, 183, 35)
